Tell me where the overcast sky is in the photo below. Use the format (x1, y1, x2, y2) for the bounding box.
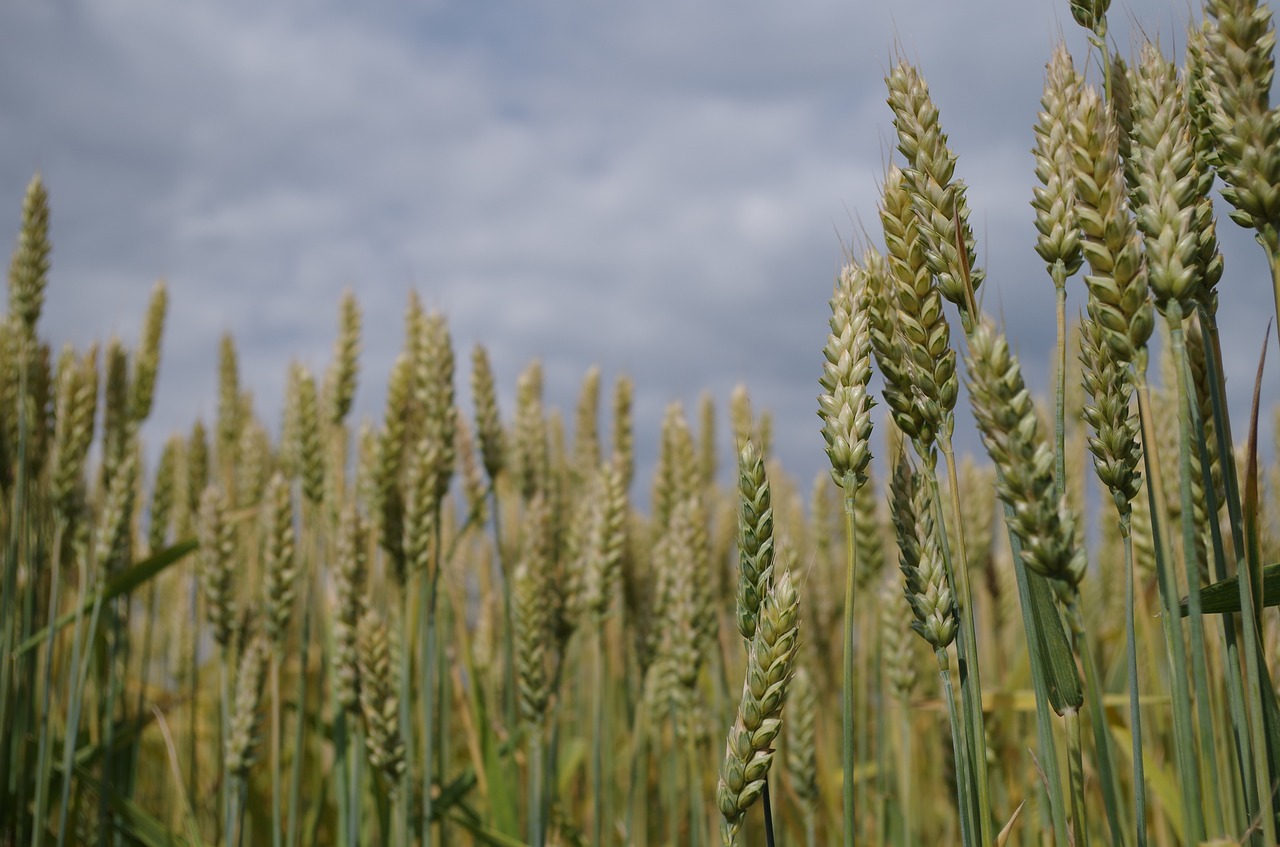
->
(0, 0, 1272, 505)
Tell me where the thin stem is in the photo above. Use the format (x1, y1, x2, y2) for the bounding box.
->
(762, 778, 776, 847)
(1184, 330, 1258, 835)
(841, 474, 857, 847)
(527, 722, 544, 847)
(1201, 309, 1273, 843)
(488, 489, 517, 738)
(272, 655, 283, 847)
(1067, 596, 1128, 845)
(1054, 279, 1067, 501)
(1170, 312, 1225, 836)
(1120, 517, 1148, 847)
(1064, 708, 1089, 847)
(897, 695, 912, 847)
(1134, 366, 1207, 843)
(935, 649, 975, 847)
(592, 627, 606, 847)
(31, 520, 66, 847)
(935, 445, 992, 846)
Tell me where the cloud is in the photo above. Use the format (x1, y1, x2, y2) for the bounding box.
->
(0, 0, 1272, 510)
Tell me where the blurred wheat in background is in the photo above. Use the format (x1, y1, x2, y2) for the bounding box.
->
(5, 1, 1280, 844)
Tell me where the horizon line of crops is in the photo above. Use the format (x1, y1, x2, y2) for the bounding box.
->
(5, 0, 1280, 844)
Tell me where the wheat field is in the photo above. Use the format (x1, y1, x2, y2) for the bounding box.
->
(4, 0, 1280, 845)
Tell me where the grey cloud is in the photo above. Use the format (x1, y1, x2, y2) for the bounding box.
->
(0, 0, 1273, 508)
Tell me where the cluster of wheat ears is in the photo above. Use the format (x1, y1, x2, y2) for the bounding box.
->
(4, 0, 1280, 844)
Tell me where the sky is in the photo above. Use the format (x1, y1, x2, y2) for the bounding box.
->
(0, 0, 1274, 506)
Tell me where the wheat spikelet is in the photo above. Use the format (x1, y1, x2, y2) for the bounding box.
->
(818, 261, 875, 491)
(148, 437, 179, 554)
(289, 363, 324, 507)
(886, 61, 983, 331)
(375, 352, 412, 575)
(217, 334, 242, 461)
(514, 361, 548, 503)
(175, 419, 208, 541)
(879, 572, 919, 701)
(416, 311, 456, 502)
(470, 344, 506, 486)
(785, 665, 819, 815)
(579, 459, 627, 622)
(967, 323, 1087, 595)
(1080, 314, 1143, 516)
(50, 345, 97, 525)
(225, 633, 270, 778)
(1131, 43, 1203, 317)
(853, 465, 887, 591)
(325, 290, 361, 427)
(234, 419, 270, 510)
(100, 338, 129, 486)
(735, 439, 774, 640)
(197, 484, 238, 649)
(891, 455, 955, 650)
(357, 609, 407, 792)
(1071, 83, 1155, 366)
(1201, 0, 1280, 242)
(716, 569, 801, 846)
(94, 446, 138, 576)
(261, 472, 298, 648)
(130, 280, 167, 426)
(1069, 0, 1110, 35)
(698, 390, 717, 490)
(6, 173, 50, 336)
(611, 374, 634, 492)
(1033, 45, 1084, 282)
(333, 504, 367, 715)
(572, 365, 601, 485)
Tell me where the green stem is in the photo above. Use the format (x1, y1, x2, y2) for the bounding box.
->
(1064, 707, 1089, 847)
(1067, 597, 1127, 845)
(898, 696, 912, 847)
(592, 627, 605, 847)
(1134, 365, 1207, 843)
(286, 579, 314, 847)
(1169, 311, 1225, 836)
(1184, 323, 1259, 836)
(488, 489, 518, 740)
(31, 520, 66, 847)
(936, 444, 992, 846)
(841, 473, 857, 847)
(685, 715, 702, 847)
(55, 558, 103, 847)
(935, 649, 975, 847)
(1120, 517, 1148, 847)
(272, 655, 283, 847)
(1054, 279, 1067, 501)
(527, 721, 544, 847)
